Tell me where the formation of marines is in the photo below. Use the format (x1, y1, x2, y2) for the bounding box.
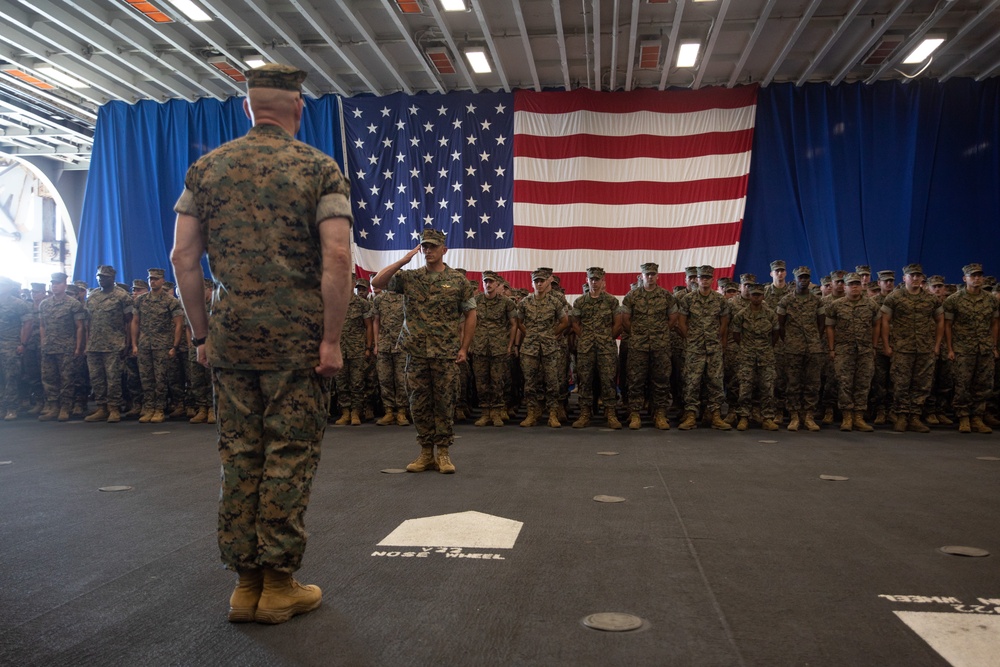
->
(2, 256, 998, 441)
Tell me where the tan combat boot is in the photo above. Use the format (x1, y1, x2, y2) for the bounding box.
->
(454, 406, 467, 421)
(822, 407, 835, 425)
(138, 408, 153, 423)
(548, 408, 561, 428)
(724, 411, 738, 425)
(435, 446, 456, 474)
(840, 413, 853, 432)
(958, 416, 972, 433)
(4, 410, 17, 421)
(57, 406, 71, 422)
(474, 409, 492, 427)
(678, 411, 697, 430)
(207, 407, 216, 424)
(924, 413, 940, 425)
(406, 447, 437, 472)
(786, 413, 800, 431)
(168, 405, 186, 419)
(84, 405, 109, 422)
(375, 409, 396, 426)
(936, 413, 953, 425)
(983, 414, 1000, 428)
(761, 418, 779, 431)
(874, 408, 887, 425)
(908, 415, 931, 433)
(628, 412, 641, 430)
(149, 409, 166, 424)
(971, 416, 993, 434)
(396, 410, 409, 426)
(254, 568, 322, 625)
(653, 410, 670, 430)
(106, 407, 121, 423)
(228, 569, 263, 623)
(711, 411, 732, 430)
(802, 411, 821, 432)
(556, 404, 568, 423)
(37, 402, 58, 421)
(572, 406, 591, 429)
(605, 408, 622, 430)
(491, 408, 505, 427)
(189, 407, 209, 424)
(853, 411, 874, 432)
(334, 408, 351, 425)
(893, 413, 908, 432)
(350, 409, 362, 425)
(736, 417, 749, 431)
(519, 405, 540, 427)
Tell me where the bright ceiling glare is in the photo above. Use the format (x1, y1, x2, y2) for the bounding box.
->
(902, 37, 945, 64)
(245, 57, 266, 69)
(465, 49, 491, 74)
(36, 66, 88, 89)
(676, 42, 700, 68)
(440, 0, 468, 10)
(162, 0, 212, 22)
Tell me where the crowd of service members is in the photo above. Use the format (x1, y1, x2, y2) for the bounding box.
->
(1, 259, 998, 435)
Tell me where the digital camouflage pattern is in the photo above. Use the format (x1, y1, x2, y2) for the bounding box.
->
(882, 288, 943, 415)
(944, 289, 999, 417)
(827, 296, 880, 411)
(406, 355, 459, 446)
(679, 290, 730, 414)
(518, 291, 567, 410)
(471, 292, 516, 409)
(174, 123, 353, 371)
(340, 293, 373, 360)
(39, 294, 84, 354)
(85, 287, 132, 353)
(0, 292, 31, 412)
(777, 291, 825, 413)
(621, 286, 676, 351)
(731, 304, 779, 418)
(388, 266, 477, 358)
(373, 291, 407, 411)
(572, 291, 620, 407)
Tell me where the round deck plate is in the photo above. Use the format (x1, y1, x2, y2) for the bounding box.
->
(939, 546, 990, 557)
(758, 440, 778, 444)
(99, 485, 133, 492)
(976, 456, 1000, 461)
(582, 612, 644, 632)
(0, 461, 12, 466)
(380, 468, 407, 474)
(151, 431, 170, 435)
(819, 475, 849, 481)
(593, 495, 626, 503)
(596, 451, 619, 456)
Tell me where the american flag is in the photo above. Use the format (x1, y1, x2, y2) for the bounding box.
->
(343, 86, 757, 295)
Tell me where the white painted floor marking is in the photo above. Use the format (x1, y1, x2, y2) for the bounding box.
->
(378, 510, 523, 549)
(895, 611, 1000, 667)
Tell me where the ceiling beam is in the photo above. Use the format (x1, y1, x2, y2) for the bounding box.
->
(795, 0, 865, 86)
(762, 0, 824, 86)
(470, 0, 510, 92)
(623, 0, 639, 91)
(867, 0, 958, 82)
(693, 0, 732, 89)
(920, 0, 1000, 82)
(511, 0, 540, 91)
(330, 0, 412, 95)
(375, 0, 444, 94)
(552, 0, 571, 90)
(940, 25, 1000, 82)
(425, 0, 478, 93)
(609, 0, 619, 91)
(592, 0, 601, 90)
(286, 0, 382, 95)
(658, 0, 685, 90)
(831, 0, 915, 86)
(727, 0, 776, 87)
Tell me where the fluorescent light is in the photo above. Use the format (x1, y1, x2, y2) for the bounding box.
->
(676, 42, 700, 68)
(162, 0, 212, 22)
(441, 0, 467, 9)
(465, 48, 491, 74)
(245, 57, 267, 69)
(36, 66, 88, 89)
(902, 37, 945, 64)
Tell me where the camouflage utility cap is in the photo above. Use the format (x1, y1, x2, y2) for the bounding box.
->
(792, 266, 811, 278)
(65, 284, 79, 296)
(877, 270, 895, 281)
(725, 283, 739, 293)
(855, 265, 871, 275)
(97, 265, 116, 277)
(640, 262, 658, 274)
(739, 273, 756, 284)
(246, 63, 306, 91)
(749, 283, 765, 296)
(50, 272, 68, 283)
(684, 266, 698, 279)
(533, 267, 553, 280)
(132, 279, 149, 289)
(587, 267, 606, 279)
(550, 274, 561, 286)
(926, 275, 945, 286)
(829, 270, 846, 281)
(31, 282, 46, 292)
(770, 260, 786, 271)
(698, 265, 714, 278)
(902, 263, 924, 275)
(482, 270, 500, 282)
(820, 275, 832, 286)
(845, 272, 863, 284)
(74, 280, 88, 290)
(420, 229, 446, 246)
(963, 263, 983, 276)
(147, 268, 166, 279)
(673, 286, 687, 294)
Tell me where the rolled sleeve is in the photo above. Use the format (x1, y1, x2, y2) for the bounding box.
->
(317, 192, 353, 226)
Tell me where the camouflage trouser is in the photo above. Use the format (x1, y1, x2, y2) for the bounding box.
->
(558, 343, 570, 403)
(926, 355, 953, 415)
(72, 354, 89, 406)
(335, 356, 366, 411)
(821, 356, 838, 409)
(784, 352, 824, 413)
(213, 367, 329, 573)
(472, 353, 509, 409)
(723, 343, 739, 413)
(508, 355, 523, 407)
(952, 351, 995, 418)
(20, 344, 42, 405)
(617, 339, 629, 403)
(773, 344, 787, 414)
(365, 355, 379, 412)
(41, 352, 76, 408)
(626, 347, 670, 412)
(576, 346, 618, 407)
(376, 350, 407, 411)
(406, 355, 458, 448)
(0, 345, 21, 412)
(187, 347, 212, 408)
(834, 348, 875, 412)
(683, 348, 724, 414)
(456, 359, 471, 410)
(124, 355, 142, 407)
(889, 351, 935, 415)
(87, 351, 123, 406)
(670, 345, 685, 409)
(138, 346, 171, 411)
(736, 353, 776, 418)
(521, 348, 562, 410)
(168, 347, 187, 407)
(869, 351, 892, 413)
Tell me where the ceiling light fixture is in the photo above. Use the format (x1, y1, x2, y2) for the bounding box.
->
(121, 0, 172, 23)
(244, 56, 267, 69)
(36, 66, 88, 89)
(440, 0, 467, 10)
(639, 41, 661, 69)
(1, 67, 57, 90)
(426, 48, 456, 74)
(207, 56, 246, 83)
(161, 0, 212, 22)
(902, 37, 945, 64)
(676, 42, 701, 68)
(394, 0, 422, 13)
(464, 48, 491, 74)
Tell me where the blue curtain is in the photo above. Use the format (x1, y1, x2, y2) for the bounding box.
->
(74, 95, 343, 283)
(737, 78, 1000, 282)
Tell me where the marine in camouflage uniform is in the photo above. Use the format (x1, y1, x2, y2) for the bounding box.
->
(776, 266, 825, 431)
(571, 267, 622, 429)
(372, 287, 408, 425)
(677, 265, 731, 430)
(819, 270, 847, 422)
(879, 264, 943, 432)
(187, 279, 215, 424)
(516, 268, 570, 427)
(730, 284, 779, 430)
(131, 268, 184, 423)
(621, 263, 676, 430)
(123, 280, 148, 416)
(825, 273, 881, 431)
(83, 265, 133, 423)
(0, 277, 31, 420)
(69, 282, 92, 416)
(869, 269, 896, 423)
(38, 272, 86, 421)
(373, 228, 477, 473)
(172, 63, 354, 622)
(923, 275, 954, 424)
(162, 281, 189, 417)
(19, 283, 46, 412)
(669, 283, 690, 411)
(332, 287, 373, 425)
(764, 260, 792, 421)
(943, 263, 999, 433)
(470, 270, 517, 427)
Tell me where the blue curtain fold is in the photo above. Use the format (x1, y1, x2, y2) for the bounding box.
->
(74, 95, 343, 283)
(737, 78, 1000, 282)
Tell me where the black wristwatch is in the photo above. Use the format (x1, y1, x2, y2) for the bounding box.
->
(191, 335, 207, 346)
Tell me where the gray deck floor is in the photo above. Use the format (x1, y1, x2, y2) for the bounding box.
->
(1, 415, 998, 667)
